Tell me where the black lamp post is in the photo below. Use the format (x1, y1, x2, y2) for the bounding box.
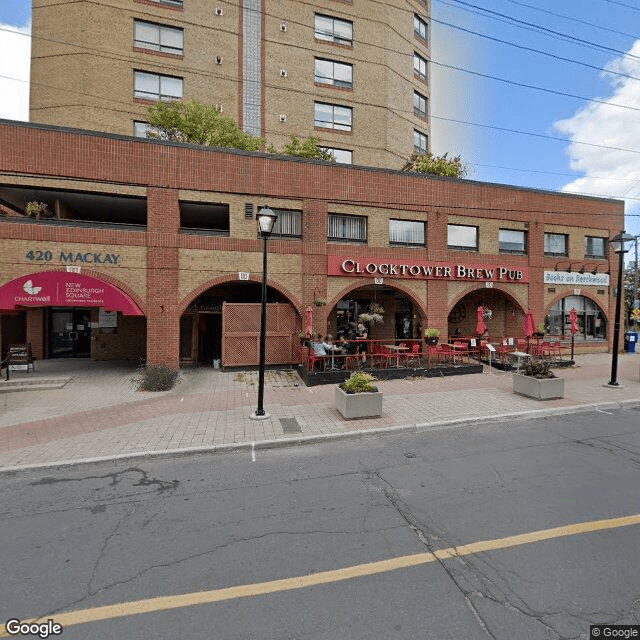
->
(608, 231, 635, 387)
(250, 207, 278, 420)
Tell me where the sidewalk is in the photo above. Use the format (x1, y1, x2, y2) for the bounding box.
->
(1, 353, 639, 472)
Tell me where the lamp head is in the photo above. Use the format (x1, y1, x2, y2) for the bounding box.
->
(257, 207, 278, 237)
(610, 231, 635, 254)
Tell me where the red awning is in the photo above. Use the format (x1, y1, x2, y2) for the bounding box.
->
(0, 272, 143, 316)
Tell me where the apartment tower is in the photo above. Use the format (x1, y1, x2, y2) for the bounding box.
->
(29, 0, 431, 168)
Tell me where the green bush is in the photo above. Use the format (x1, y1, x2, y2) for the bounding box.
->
(134, 364, 180, 391)
(340, 371, 377, 394)
(522, 360, 556, 379)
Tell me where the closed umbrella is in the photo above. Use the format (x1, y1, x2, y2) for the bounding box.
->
(569, 307, 578, 360)
(524, 309, 536, 354)
(475, 306, 487, 336)
(305, 305, 313, 338)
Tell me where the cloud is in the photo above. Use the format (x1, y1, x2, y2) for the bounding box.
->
(555, 40, 640, 230)
(0, 22, 31, 121)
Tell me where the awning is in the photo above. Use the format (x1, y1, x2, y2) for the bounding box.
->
(0, 272, 144, 316)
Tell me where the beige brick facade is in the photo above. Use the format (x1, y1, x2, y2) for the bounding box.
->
(30, 0, 432, 170)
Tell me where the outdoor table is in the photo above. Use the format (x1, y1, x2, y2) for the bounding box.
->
(449, 342, 468, 363)
(509, 350, 532, 371)
(326, 346, 344, 371)
(384, 344, 408, 368)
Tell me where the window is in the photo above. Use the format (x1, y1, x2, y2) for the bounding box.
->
(322, 147, 353, 164)
(414, 52, 428, 81)
(499, 229, 527, 254)
(315, 102, 352, 131)
(585, 236, 607, 258)
(544, 232, 568, 256)
(414, 91, 427, 118)
(414, 130, 428, 154)
(315, 59, 353, 89)
(390, 219, 425, 246)
(267, 209, 302, 238)
(547, 295, 606, 341)
(133, 121, 163, 138)
(414, 14, 428, 43)
(134, 20, 183, 55)
(156, 0, 183, 6)
(328, 214, 367, 242)
(314, 14, 353, 46)
(448, 224, 478, 250)
(134, 71, 183, 101)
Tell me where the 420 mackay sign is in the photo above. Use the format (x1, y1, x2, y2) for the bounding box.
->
(328, 257, 530, 283)
(25, 249, 121, 264)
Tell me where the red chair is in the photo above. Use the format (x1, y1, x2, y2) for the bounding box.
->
(453, 341, 471, 364)
(532, 341, 552, 361)
(516, 338, 528, 352)
(437, 343, 454, 364)
(404, 342, 423, 367)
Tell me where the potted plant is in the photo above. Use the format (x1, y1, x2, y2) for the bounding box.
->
(534, 322, 545, 338)
(424, 328, 441, 345)
(24, 201, 53, 219)
(313, 298, 327, 307)
(513, 360, 564, 400)
(335, 371, 382, 419)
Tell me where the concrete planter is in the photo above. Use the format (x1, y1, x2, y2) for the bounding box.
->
(335, 385, 382, 419)
(513, 373, 564, 400)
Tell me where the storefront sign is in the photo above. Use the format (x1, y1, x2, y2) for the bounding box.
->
(25, 249, 121, 264)
(0, 272, 143, 315)
(328, 257, 530, 283)
(543, 271, 609, 286)
(99, 308, 118, 327)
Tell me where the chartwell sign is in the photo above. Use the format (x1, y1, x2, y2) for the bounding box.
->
(328, 257, 530, 283)
(543, 271, 610, 286)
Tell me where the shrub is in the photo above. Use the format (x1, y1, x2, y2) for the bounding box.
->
(340, 371, 378, 394)
(424, 328, 441, 338)
(522, 360, 556, 379)
(134, 364, 180, 391)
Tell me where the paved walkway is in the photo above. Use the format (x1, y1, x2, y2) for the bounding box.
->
(1, 354, 639, 471)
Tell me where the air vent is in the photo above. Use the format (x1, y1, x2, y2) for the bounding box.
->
(215, 6, 223, 16)
(279, 114, 287, 123)
(245, 203, 254, 220)
(280, 68, 287, 77)
(215, 103, 223, 113)
(280, 22, 287, 32)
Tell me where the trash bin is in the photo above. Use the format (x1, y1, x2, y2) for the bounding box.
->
(628, 332, 638, 353)
(624, 332, 631, 351)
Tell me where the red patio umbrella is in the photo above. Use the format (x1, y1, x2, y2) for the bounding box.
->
(569, 307, 578, 360)
(475, 306, 487, 336)
(305, 305, 313, 338)
(524, 309, 536, 338)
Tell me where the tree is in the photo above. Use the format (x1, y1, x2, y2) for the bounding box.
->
(402, 152, 467, 179)
(276, 136, 334, 161)
(146, 100, 264, 151)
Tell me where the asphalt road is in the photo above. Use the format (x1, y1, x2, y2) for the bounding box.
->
(2, 406, 640, 640)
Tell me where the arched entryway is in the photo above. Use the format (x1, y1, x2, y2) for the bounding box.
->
(448, 288, 525, 339)
(180, 281, 301, 366)
(545, 294, 607, 341)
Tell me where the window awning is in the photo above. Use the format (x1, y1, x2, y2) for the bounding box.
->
(0, 272, 144, 316)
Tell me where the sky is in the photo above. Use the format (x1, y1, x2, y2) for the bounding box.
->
(1, 0, 640, 237)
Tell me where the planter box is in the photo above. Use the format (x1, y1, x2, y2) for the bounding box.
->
(513, 373, 564, 400)
(335, 385, 382, 419)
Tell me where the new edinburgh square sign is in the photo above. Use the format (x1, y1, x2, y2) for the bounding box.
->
(328, 257, 530, 283)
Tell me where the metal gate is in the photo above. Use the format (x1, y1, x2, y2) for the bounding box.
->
(222, 302, 300, 366)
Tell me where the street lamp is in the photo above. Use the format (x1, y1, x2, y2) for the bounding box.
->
(608, 230, 635, 387)
(250, 207, 278, 420)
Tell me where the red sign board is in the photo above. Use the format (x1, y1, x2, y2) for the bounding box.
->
(328, 257, 529, 283)
(0, 272, 144, 315)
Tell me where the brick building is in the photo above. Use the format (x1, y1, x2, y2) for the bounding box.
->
(29, 0, 432, 169)
(0, 120, 625, 368)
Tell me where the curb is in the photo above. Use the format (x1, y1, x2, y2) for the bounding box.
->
(1, 398, 639, 476)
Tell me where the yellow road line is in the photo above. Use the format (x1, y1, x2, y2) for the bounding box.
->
(3, 512, 640, 635)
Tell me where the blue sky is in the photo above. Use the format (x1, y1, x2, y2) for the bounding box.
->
(1, 0, 640, 236)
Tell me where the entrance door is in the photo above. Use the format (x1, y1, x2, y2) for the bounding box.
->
(50, 308, 92, 357)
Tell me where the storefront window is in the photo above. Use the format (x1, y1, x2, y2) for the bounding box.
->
(546, 295, 606, 340)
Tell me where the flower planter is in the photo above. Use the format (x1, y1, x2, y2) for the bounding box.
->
(512, 373, 564, 400)
(425, 337, 439, 346)
(335, 385, 382, 419)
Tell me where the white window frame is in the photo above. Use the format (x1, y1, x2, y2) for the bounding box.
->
(585, 236, 607, 258)
(328, 214, 367, 242)
(414, 52, 428, 81)
(314, 14, 353, 46)
(448, 224, 479, 251)
(414, 130, 428, 154)
(321, 147, 353, 164)
(414, 14, 428, 42)
(390, 219, 425, 246)
(314, 59, 353, 89)
(315, 102, 352, 132)
(269, 209, 302, 238)
(414, 91, 427, 118)
(134, 71, 183, 102)
(134, 20, 184, 55)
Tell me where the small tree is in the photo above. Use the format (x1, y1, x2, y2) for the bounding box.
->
(268, 136, 335, 161)
(147, 99, 264, 151)
(402, 152, 467, 179)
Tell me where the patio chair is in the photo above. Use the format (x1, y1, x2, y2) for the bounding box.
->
(437, 343, 454, 364)
(452, 341, 471, 364)
(403, 342, 423, 367)
(532, 341, 552, 361)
